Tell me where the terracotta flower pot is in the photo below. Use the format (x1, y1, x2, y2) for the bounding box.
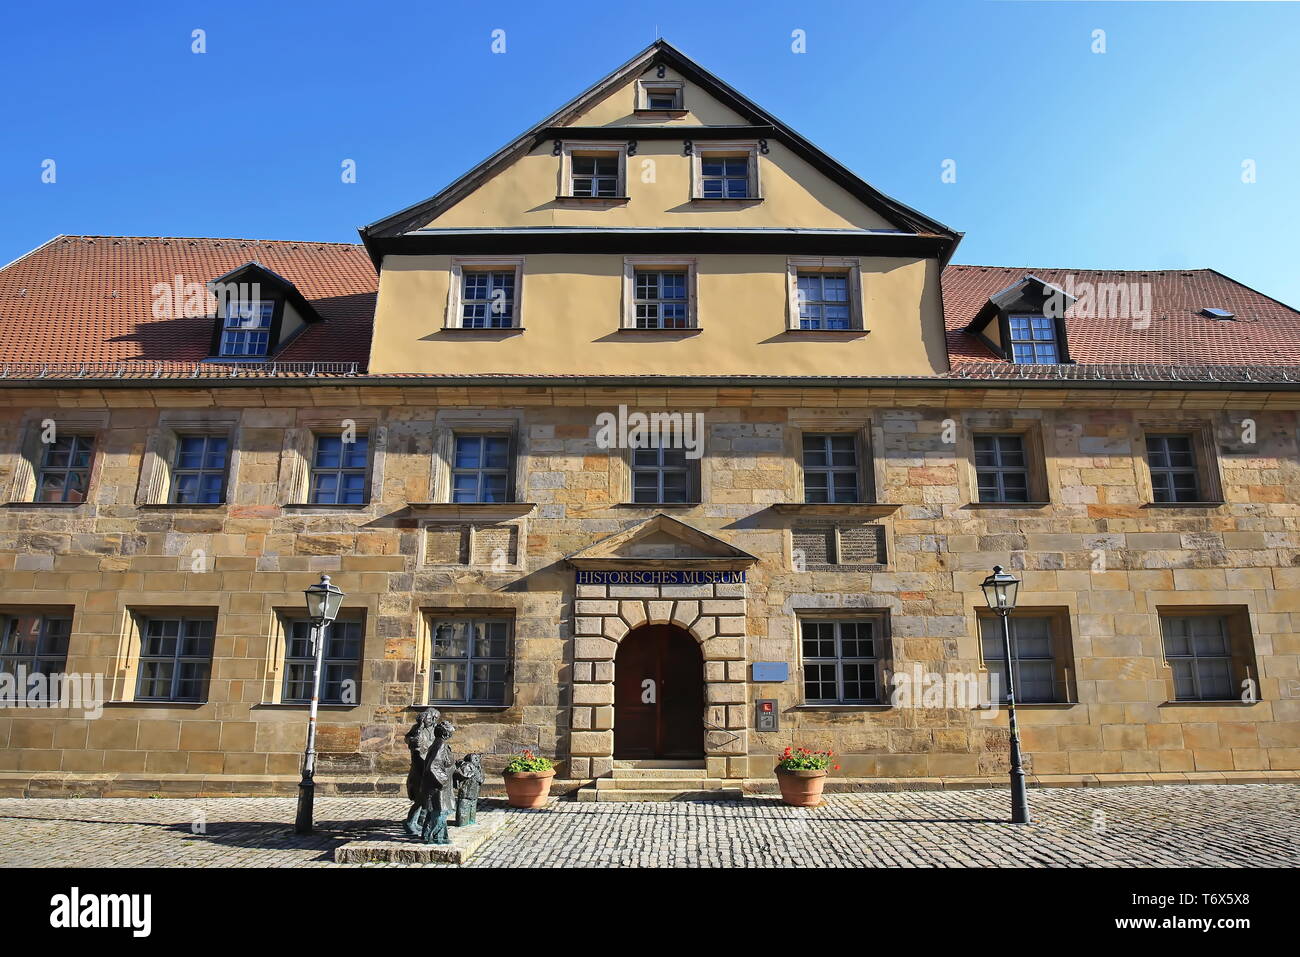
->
(503, 769, 556, 808)
(775, 768, 828, 807)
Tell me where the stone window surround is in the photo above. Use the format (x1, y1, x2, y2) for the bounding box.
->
(6, 410, 110, 505)
(413, 605, 517, 709)
(974, 606, 1078, 705)
(614, 440, 706, 505)
(688, 140, 762, 201)
(1154, 603, 1259, 704)
(787, 413, 880, 505)
(260, 607, 368, 707)
(444, 257, 526, 330)
(635, 77, 685, 112)
(1134, 417, 1225, 505)
(137, 410, 242, 506)
(570, 578, 748, 781)
(784, 257, 866, 332)
(428, 410, 526, 504)
(956, 412, 1055, 506)
(109, 604, 220, 703)
(277, 412, 386, 509)
(557, 141, 629, 199)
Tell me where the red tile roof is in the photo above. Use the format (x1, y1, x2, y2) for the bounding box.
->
(942, 265, 1300, 366)
(0, 235, 376, 368)
(2, 239, 1298, 384)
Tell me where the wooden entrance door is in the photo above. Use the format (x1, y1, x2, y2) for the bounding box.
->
(614, 625, 704, 760)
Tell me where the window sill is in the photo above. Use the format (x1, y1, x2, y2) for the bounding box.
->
(137, 502, 226, 509)
(689, 196, 762, 204)
(1159, 699, 1260, 707)
(4, 501, 85, 508)
(634, 109, 688, 118)
(440, 326, 524, 332)
(1010, 701, 1080, 709)
(1143, 502, 1225, 509)
(782, 328, 868, 336)
(407, 502, 536, 517)
(251, 702, 359, 711)
(613, 327, 702, 335)
(614, 502, 700, 509)
(102, 700, 207, 709)
(770, 503, 898, 515)
(283, 502, 370, 509)
(793, 703, 891, 712)
(554, 195, 630, 204)
(964, 501, 1051, 509)
(405, 704, 512, 712)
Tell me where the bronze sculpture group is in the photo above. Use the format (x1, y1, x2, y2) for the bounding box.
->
(403, 707, 485, 844)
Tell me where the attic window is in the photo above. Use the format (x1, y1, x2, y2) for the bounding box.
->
(219, 300, 274, 357)
(1201, 308, 1235, 320)
(636, 79, 684, 112)
(1007, 314, 1059, 364)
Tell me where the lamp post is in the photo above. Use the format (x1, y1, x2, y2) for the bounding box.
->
(294, 573, 345, 835)
(981, 564, 1030, 825)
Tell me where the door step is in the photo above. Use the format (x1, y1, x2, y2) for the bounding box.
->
(579, 763, 743, 802)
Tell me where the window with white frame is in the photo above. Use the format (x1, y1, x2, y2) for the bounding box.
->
(447, 259, 524, 330)
(309, 433, 369, 505)
(282, 618, 363, 705)
(802, 433, 860, 503)
(692, 144, 759, 200)
(0, 614, 71, 694)
(1007, 314, 1059, 364)
(36, 435, 95, 503)
(631, 442, 694, 504)
(561, 143, 626, 199)
(786, 259, 863, 331)
(219, 300, 274, 357)
(451, 434, 511, 503)
(637, 79, 683, 111)
(801, 618, 880, 704)
(1160, 614, 1235, 701)
(135, 616, 215, 702)
(634, 269, 690, 329)
(980, 615, 1061, 703)
(428, 617, 511, 705)
(171, 434, 229, 504)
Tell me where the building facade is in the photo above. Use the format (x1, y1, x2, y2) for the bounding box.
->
(1, 41, 1298, 798)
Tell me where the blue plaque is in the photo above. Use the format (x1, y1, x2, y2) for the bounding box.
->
(752, 662, 789, 683)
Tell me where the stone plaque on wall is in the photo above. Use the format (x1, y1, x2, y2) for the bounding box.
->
(470, 523, 519, 566)
(792, 523, 886, 569)
(425, 524, 468, 565)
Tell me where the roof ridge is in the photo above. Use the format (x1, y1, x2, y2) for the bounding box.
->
(947, 263, 1213, 276)
(54, 235, 366, 248)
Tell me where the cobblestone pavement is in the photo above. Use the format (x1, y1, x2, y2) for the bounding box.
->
(0, 784, 1296, 868)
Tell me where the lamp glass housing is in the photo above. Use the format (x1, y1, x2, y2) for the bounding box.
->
(980, 566, 1020, 612)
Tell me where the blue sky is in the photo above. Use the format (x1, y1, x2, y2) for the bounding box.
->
(3, 0, 1298, 306)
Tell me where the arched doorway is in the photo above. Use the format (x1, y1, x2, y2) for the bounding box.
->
(614, 624, 705, 760)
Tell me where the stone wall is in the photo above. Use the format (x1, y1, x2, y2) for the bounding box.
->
(0, 385, 1296, 795)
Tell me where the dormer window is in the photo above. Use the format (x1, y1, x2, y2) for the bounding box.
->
(1007, 314, 1059, 364)
(219, 300, 274, 357)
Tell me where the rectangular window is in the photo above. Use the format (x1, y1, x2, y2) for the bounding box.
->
(631, 443, 692, 504)
(461, 271, 516, 328)
(451, 434, 511, 503)
(309, 433, 369, 505)
(974, 434, 1030, 503)
(802, 433, 859, 503)
(135, 617, 214, 702)
(980, 615, 1059, 703)
(282, 619, 363, 705)
(219, 300, 274, 357)
(570, 153, 619, 197)
(36, 435, 95, 504)
(171, 435, 228, 504)
(1146, 434, 1201, 503)
(801, 619, 879, 704)
(634, 270, 690, 329)
(0, 615, 71, 694)
(796, 272, 851, 330)
(1160, 615, 1235, 701)
(699, 154, 750, 198)
(429, 618, 510, 705)
(1007, 314, 1059, 364)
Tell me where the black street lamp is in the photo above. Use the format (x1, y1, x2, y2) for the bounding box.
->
(981, 564, 1030, 825)
(294, 573, 345, 835)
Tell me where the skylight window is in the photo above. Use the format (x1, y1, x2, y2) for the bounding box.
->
(1201, 308, 1235, 320)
